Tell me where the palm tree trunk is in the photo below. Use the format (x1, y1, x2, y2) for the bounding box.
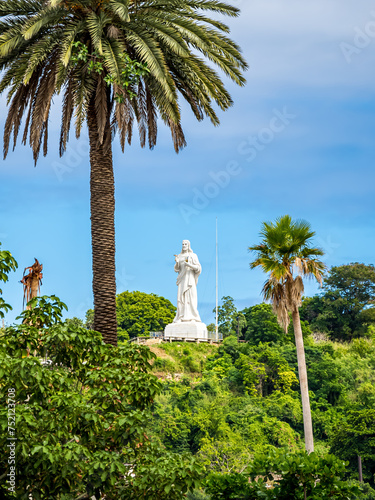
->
(292, 307, 314, 453)
(87, 100, 117, 346)
(30, 275, 40, 303)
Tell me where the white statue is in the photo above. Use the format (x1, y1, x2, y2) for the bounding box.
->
(173, 240, 202, 322)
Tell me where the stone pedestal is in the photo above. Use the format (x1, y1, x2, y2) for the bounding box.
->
(164, 321, 208, 342)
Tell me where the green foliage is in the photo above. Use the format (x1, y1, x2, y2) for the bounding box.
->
(152, 342, 216, 376)
(214, 296, 246, 339)
(106, 53, 150, 101)
(63, 316, 85, 329)
(300, 295, 327, 327)
(0, 242, 17, 318)
(0, 0, 247, 163)
(153, 356, 179, 373)
(0, 292, 202, 498)
(242, 303, 312, 346)
(205, 449, 366, 499)
(247, 449, 361, 499)
(356, 482, 375, 500)
(204, 471, 253, 499)
(287, 318, 313, 345)
(116, 290, 176, 339)
(71, 41, 150, 100)
(207, 323, 216, 333)
(127, 442, 204, 499)
(149, 319, 375, 493)
(152, 342, 301, 474)
(242, 303, 285, 344)
(330, 409, 375, 485)
(300, 264, 375, 341)
(324, 263, 375, 302)
(206, 338, 299, 397)
(205, 451, 361, 500)
(85, 308, 94, 329)
(20, 295, 68, 327)
(187, 490, 211, 500)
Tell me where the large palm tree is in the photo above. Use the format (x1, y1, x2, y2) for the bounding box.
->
(0, 0, 247, 345)
(249, 215, 326, 453)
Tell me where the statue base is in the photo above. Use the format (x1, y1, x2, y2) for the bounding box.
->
(164, 321, 209, 342)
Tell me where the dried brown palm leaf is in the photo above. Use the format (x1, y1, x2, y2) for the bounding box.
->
(59, 78, 74, 156)
(95, 73, 108, 145)
(136, 80, 147, 148)
(21, 258, 43, 308)
(146, 84, 157, 149)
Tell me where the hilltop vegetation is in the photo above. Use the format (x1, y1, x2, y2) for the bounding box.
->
(148, 334, 375, 498)
(2, 242, 375, 498)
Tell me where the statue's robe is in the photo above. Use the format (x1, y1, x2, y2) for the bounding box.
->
(173, 252, 202, 322)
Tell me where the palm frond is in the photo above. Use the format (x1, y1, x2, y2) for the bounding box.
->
(1, 0, 247, 158)
(59, 78, 74, 156)
(86, 11, 111, 55)
(107, 0, 130, 23)
(59, 19, 86, 67)
(250, 215, 326, 320)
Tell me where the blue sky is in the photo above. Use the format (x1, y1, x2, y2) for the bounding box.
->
(1, 0, 375, 325)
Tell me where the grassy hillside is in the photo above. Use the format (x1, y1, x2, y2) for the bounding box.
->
(149, 341, 218, 378)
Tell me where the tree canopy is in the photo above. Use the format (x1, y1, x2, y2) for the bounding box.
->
(242, 303, 284, 344)
(0, 242, 17, 319)
(300, 263, 375, 340)
(213, 295, 246, 339)
(116, 290, 176, 339)
(3, 241, 375, 498)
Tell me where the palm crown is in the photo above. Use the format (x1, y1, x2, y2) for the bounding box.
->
(0, 0, 247, 163)
(1, 0, 247, 343)
(249, 215, 326, 330)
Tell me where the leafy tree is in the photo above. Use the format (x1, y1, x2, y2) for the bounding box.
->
(324, 263, 375, 302)
(248, 449, 361, 499)
(116, 290, 176, 339)
(64, 316, 85, 329)
(187, 490, 210, 500)
(214, 296, 237, 338)
(299, 295, 327, 327)
(249, 215, 326, 453)
(205, 450, 362, 499)
(85, 308, 94, 330)
(0, 298, 202, 498)
(0, 245, 203, 498)
(242, 303, 285, 344)
(207, 323, 216, 333)
(230, 342, 299, 397)
(301, 264, 375, 341)
(0, 242, 17, 318)
(0, 0, 247, 345)
(330, 409, 375, 486)
(214, 296, 246, 339)
(204, 471, 253, 499)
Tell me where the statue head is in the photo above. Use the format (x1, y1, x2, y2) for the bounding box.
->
(182, 240, 193, 253)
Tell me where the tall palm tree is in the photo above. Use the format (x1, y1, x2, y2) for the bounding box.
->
(249, 215, 326, 453)
(0, 0, 247, 345)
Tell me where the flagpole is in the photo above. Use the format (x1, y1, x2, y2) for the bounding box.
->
(215, 217, 218, 342)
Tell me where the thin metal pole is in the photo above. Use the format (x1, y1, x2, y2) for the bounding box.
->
(358, 455, 363, 483)
(215, 217, 218, 343)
